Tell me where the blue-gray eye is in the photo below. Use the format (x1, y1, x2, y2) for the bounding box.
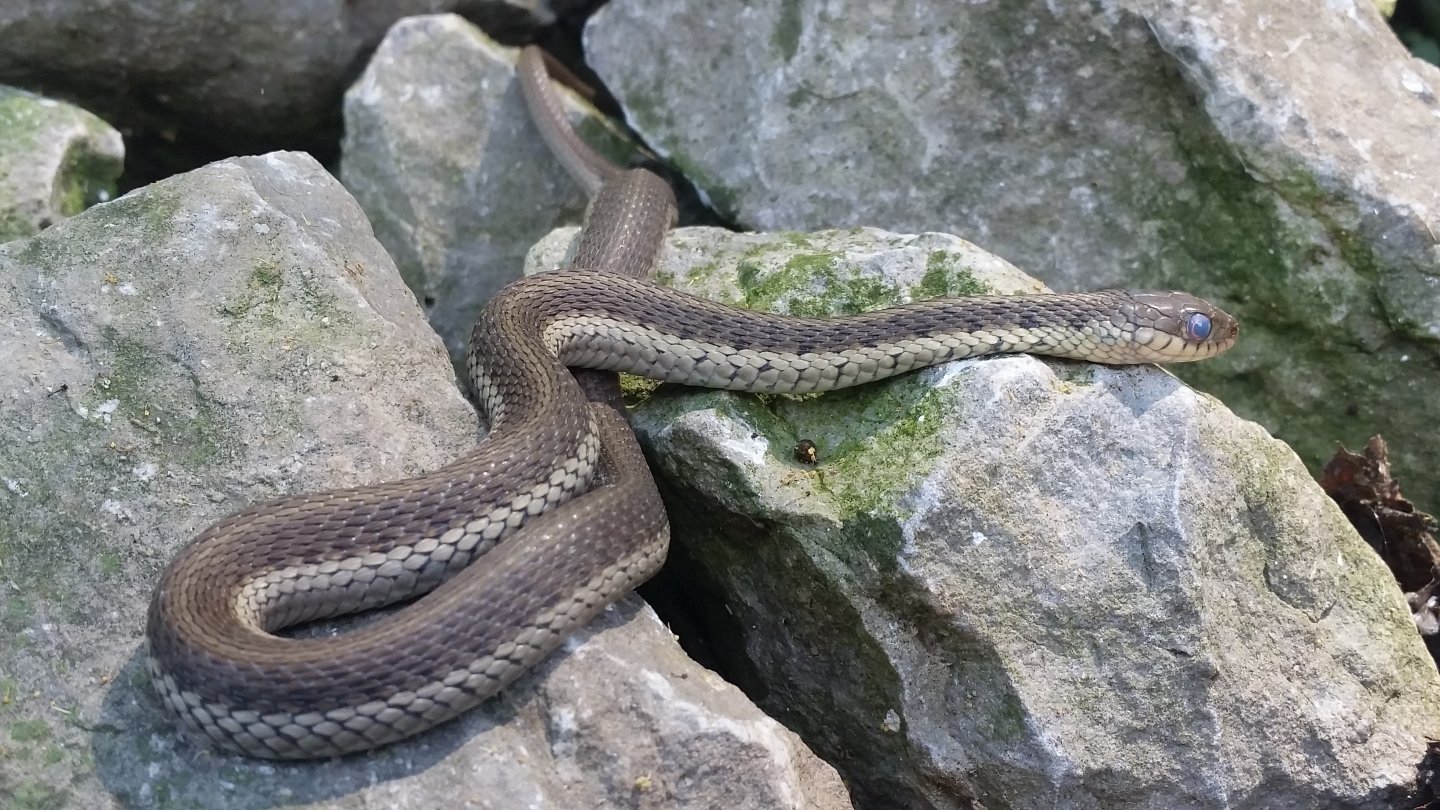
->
(1185, 312, 1212, 340)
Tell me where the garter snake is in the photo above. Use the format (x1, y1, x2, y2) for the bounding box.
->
(144, 46, 1239, 759)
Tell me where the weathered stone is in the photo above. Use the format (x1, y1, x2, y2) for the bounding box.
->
(0, 85, 121, 243)
(586, 0, 1440, 505)
(526, 224, 1440, 809)
(0, 153, 849, 810)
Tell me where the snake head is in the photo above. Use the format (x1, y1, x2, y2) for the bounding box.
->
(1122, 290, 1240, 362)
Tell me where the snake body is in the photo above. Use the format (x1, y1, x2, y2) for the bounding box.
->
(145, 48, 1240, 759)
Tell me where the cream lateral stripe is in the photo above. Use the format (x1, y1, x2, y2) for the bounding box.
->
(505, 270, 1234, 369)
(151, 406, 671, 758)
(184, 519, 669, 758)
(229, 428, 605, 631)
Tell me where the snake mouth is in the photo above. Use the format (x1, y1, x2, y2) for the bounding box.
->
(1161, 319, 1238, 362)
(1168, 316, 1238, 361)
(1120, 290, 1239, 362)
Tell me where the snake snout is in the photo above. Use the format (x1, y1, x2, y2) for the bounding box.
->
(1124, 290, 1240, 361)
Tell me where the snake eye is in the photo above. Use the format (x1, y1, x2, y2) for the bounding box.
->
(1185, 312, 1212, 341)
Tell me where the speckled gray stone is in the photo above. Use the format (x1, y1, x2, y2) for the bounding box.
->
(528, 224, 1440, 809)
(0, 85, 121, 243)
(586, 0, 1440, 504)
(0, 152, 851, 810)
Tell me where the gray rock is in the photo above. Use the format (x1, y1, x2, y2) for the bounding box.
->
(525, 225, 1440, 808)
(0, 1, 555, 153)
(341, 14, 638, 373)
(0, 152, 850, 809)
(585, 0, 1440, 504)
(0, 85, 122, 243)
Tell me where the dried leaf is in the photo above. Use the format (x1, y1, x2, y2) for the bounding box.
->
(1320, 435, 1440, 605)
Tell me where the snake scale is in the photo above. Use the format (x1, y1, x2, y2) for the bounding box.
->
(145, 46, 1240, 759)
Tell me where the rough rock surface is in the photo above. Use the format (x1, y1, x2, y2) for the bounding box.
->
(0, 1, 555, 157)
(528, 225, 1440, 809)
(0, 153, 850, 810)
(0, 86, 121, 243)
(342, 14, 637, 372)
(586, 0, 1440, 505)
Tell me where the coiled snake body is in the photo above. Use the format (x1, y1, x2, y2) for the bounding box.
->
(145, 48, 1240, 759)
